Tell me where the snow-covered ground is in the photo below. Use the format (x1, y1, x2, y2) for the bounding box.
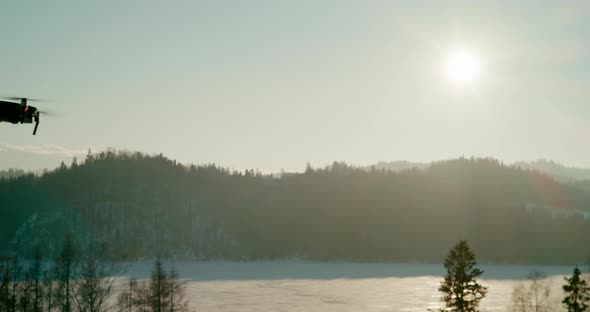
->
(117, 261, 580, 312)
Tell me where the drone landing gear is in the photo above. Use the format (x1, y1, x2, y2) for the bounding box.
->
(33, 120, 39, 135)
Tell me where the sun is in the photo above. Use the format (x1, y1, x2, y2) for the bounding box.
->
(445, 49, 481, 85)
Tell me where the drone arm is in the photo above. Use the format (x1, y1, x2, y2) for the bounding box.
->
(33, 115, 39, 135)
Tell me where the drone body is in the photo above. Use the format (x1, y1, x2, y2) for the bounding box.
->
(0, 97, 42, 135)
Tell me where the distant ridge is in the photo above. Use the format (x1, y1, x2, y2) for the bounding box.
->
(512, 159, 590, 182)
(368, 159, 590, 182)
(366, 161, 428, 172)
(4, 158, 590, 183)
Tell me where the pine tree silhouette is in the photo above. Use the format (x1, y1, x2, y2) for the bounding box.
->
(563, 267, 590, 312)
(437, 240, 488, 312)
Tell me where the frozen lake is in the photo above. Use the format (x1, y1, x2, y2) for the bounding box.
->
(120, 261, 583, 312)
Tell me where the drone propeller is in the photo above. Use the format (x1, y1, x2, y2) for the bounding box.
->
(1, 96, 47, 102)
(37, 110, 54, 116)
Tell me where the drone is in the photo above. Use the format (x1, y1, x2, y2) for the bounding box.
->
(0, 97, 48, 135)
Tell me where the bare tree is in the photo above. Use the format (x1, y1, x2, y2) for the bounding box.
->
(28, 246, 44, 312)
(167, 265, 188, 312)
(7, 257, 23, 312)
(134, 280, 150, 312)
(119, 258, 189, 312)
(19, 269, 33, 312)
(512, 282, 529, 312)
(51, 235, 78, 312)
(149, 257, 169, 312)
(117, 278, 137, 312)
(511, 270, 552, 312)
(71, 246, 123, 312)
(44, 275, 55, 312)
(117, 277, 162, 312)
(0, 257, 13, 311)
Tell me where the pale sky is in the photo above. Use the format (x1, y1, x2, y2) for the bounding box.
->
(1, 1, 590, 172)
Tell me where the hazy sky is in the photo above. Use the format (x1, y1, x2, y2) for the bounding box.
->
(1, 1, 589, 172)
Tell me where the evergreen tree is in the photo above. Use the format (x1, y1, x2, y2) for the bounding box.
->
(437, 240, 488, 312)
(562, 267, 590, 312)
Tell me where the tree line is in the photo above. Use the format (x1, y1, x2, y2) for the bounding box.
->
(0, 169, 27, 181)
(0, 236, 189, 312)
(1, 150, 590, 263)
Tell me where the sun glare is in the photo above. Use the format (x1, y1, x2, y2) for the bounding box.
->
(445, 49, 481, 85)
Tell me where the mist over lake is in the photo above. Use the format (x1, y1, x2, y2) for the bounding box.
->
(118, 261, 578, 312)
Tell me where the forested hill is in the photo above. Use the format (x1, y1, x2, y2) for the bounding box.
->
(1, 151, 589, 264)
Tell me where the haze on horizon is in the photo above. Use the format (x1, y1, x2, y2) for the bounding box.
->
(2, 1, 590, 172)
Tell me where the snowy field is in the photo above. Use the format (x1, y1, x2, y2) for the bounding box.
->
(118, 261, 580, 312)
